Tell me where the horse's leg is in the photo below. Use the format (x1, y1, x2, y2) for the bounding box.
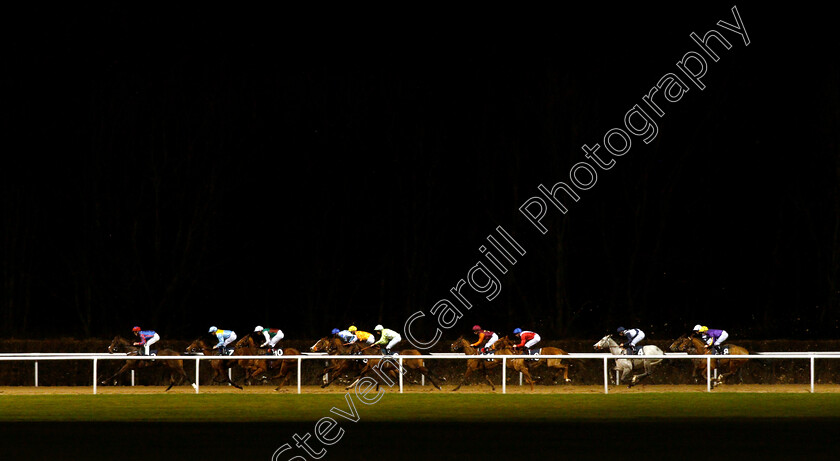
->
(413, 366, 441, 390)
(520, 365, 535, 391)
(222, 365, 243, 390)
(320, 363, 346, 388)
(100, 362, 134, 385)
(165, 370, 177, 391)
(452, 362, 475, 391)
(270, 361, 294, 391)
(174, 364, 197, 390)
(345, 362, 375, 390)
(482, 364, 496, 391)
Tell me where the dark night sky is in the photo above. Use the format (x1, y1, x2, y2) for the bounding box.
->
(2, 3, 840, 341)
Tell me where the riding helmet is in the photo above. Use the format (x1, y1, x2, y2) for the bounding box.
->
(348, 326, 357, 332)
(616, 326, 625, 334)
(132, 326, 141, 332)
(331, 328, 340, 335)
(513, 328, 522, 334)
(374, 324, 384, 331)
(209, 326, 218, 333)
(254, 326, 263, 332)
(472, 325, 481, 331)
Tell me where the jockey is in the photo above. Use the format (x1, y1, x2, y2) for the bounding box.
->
(373, 324, 401, 355)
(693, 325, 729, 355)
(255, 326, 284, 354)
(209, 326, 237, 355)
(132, 326, 159, 356)
(512, 328, 541, 356)
(349, 325, 375, 345)
(333, 328, 357, 345)
(470, 325, 498, 354)
(617, 326, 645, 355)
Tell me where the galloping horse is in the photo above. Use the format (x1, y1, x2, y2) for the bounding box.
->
(235, 333, 300, 391)
(594, 335, 664, 387)
(489, 338, 537, 391)
(449, 336, 501, 391)
(101, 336, 196, 391)
(343, 343, 443, 391)
(185, 336, 243, 389)
(310, 336, 365, 388)
(492, 336, 574, 384)
(669, 334, 748, 388)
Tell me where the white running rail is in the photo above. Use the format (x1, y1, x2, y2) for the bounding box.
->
(0, 353, 831, 395)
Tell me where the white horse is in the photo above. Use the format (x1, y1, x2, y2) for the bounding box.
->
(593, 335, 664, 387)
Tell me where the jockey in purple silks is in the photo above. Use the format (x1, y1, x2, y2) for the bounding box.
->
(693, 325, 729, 355)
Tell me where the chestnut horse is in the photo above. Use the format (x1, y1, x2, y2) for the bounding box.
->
(235, 333, 300, 391)
(489, 338, 537, 391)
(449, 336, 501, 391)
(343, 344, 443, 391)
(492, 336, 574, 384)
(669, 334, 748, 388)
(185, 336, 243, 389)
(310, 336, 365, 388)
(101, 336, 196, 391)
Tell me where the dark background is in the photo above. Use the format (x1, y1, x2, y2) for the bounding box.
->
(2, 3, 838, 341)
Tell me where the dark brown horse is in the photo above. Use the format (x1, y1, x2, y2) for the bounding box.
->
(493, 336, 574, 384)
(669, 334, 749, 387)
(450, 336, 501, 391)
(101, 336, 196, 391)
(343, 343, 443, 391)
(235, 333, 300, 391)
(185, 336, 243, 389)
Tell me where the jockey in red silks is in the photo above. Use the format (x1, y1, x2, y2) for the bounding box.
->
(132, 326, 159, 356)
(512, 328, 541, 357)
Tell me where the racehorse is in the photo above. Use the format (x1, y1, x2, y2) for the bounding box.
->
(101, 336, 196, 391)
(185, 336, 243, 389)
(310, 336, 366, 388)
(593, 335, 664, 387)
(235, 332, 300, 391)
(669, 334, 749, 388)
(449, 336, 501, 391)
(492, 336, 574, 384)
(489, 338, 537, 391)
(343, 343, 443, 391)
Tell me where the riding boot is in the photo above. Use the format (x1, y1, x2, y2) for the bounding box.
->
(385, 348, 392, 356)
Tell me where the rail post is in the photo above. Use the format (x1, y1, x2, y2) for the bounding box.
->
(93, 358, 98, 395)
(34, 361, 38, 387)
(297, 357, 302, 394)
(502, 357, 507, 394)
(195, 357, 200, 394)
(616, 369, 620, 386)
(603, 357, 609, 394)
(399, 356, 404, 394)
(519, 371, 523, 386)
(706, 356, 711, 392)
(131, 370, 135, 386)
(810, 356, 815, 393)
